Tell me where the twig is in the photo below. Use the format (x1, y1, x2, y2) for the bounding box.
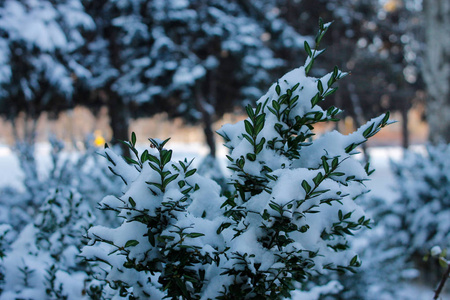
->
(434, 263, 450, 300)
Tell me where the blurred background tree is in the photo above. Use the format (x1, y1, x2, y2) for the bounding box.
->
(422, 0, 450, 144)
(0, 0, 94, 184)
(271, 0, 424, 149)
(0, 0, 439, 151)
(81, 0, 307, 156)
(0, 0, 93, 143)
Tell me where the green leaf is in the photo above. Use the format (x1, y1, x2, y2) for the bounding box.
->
(131, 132, 136, 147)
(332, 157, 339, 169)
(272, 100, 280, 112)
(267, 106, 277, 116)
(314, 111, 324, 121)
(148, 162, 162, 173)
(146, 181, 163, 190)
(242, 134, 254, 145)
(147, 154, 160, 165)
(128, 197, 136, 207)
(324, 87, 338, 97)
(163, 174, 179, 186)
(317, 80, 324, 94)
(254, 121, 264, 136)
(276, 84, 281, 95)
(345, 143, 357, 153)
(288, 96, 298, 108)
(333, 66, 339, 78)
(350, 255, 358, 266)
(104, 152, 116, 166)
(322, 157, 329, 173)
(330, 172, 345, 177)
(304, 41, 312, 57)
(311, 189, 330, 197)
(319, 17, 324, 30)
(255, 102, 263, 114)
(246, 153, 256, 161)
(269, 203, 281, 214)
(327, 73, 336, 87)
(313, 172, 323, 186)
(124, 156, 139, 165)
(160, 138, 171, 149)
(185, 168, 197, 178)
(186, 232, 205, 238)
(363, 123, 375, 138)
(149, 138, 159, 149)
(246, 105, 254, 118)
(147, 231, 155, 247)
(305, 61, 313, 75)
(181, 187, 193, 195)
(256, 138, 266, 154)
(301, 180, 312, 194)
(300, 225, 309, 233)
(217, 222, 232, 234)
(161, 149, 172, 166)
(244, 120, 254, 136)
(125, 240, 139, 248)
(236, 157, 245, 169)
(158, 235, 175, 242)
(140, 150, 149, 163)
(310, 93, 321, 107)
(381, 111, 391, 125)
(255, 113, 265, 128)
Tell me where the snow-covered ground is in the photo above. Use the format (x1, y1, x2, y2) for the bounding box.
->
(0, 143, 406, 196)
(0, 145, 22, 190)
(0, 142, 212, 190)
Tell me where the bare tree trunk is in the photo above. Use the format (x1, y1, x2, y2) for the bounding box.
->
(434, 263, 450, 300)
(195, 86, 216, 158)
(107, 91, 130, 156)
(400, 100, 409, 149)
(423, 0, 450, 144)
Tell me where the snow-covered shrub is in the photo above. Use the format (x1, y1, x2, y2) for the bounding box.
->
(336, 144, 450, 299)
(390, 144, 450, 255)
(83, 22, 390, 299)
(0, 137, 121, 299)
(366, 144, 450, 286)
(0, 136, 123, 230)
(197, 154, 229, 193)
(0, 188, 100, 299)
(0, 224, 13, 295)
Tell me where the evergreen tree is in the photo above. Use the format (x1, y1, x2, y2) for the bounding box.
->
(82, 0, 308, 157)
(0, 0, 93, 136)
(270, 0, 423, 148)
